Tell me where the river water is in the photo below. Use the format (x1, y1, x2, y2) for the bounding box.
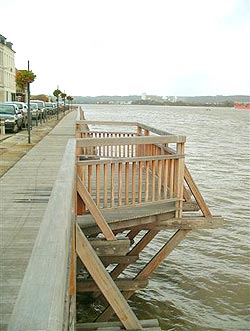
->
(81, 104, 250, 331)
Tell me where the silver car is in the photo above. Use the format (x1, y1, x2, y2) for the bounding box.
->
(29, 102, 40, 120)
(5, 101, 28, 127)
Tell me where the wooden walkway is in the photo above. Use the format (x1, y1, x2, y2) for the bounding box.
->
(0, 111, 77, 331)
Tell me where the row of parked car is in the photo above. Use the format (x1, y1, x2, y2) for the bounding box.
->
(0, 100, 58, 133)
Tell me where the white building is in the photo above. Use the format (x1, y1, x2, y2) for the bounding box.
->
(0, 34, 16, 102)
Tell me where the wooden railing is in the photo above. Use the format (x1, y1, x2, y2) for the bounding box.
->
(76, 140, 184, 206)
(7, 139, 76, 331)
(75, 114, 186, 216)
(75, 107, 212, 219)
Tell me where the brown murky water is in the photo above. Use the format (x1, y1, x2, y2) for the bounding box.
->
(79, 104, 250, 331)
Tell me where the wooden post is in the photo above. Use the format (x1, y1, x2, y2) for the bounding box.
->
(0, 119, 5, 135)
(175, 143, 185, 218)
(76, 122, 86, 215)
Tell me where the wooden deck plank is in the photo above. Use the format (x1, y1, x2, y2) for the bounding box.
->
(77, 200, 177, 228)
(76, 319, 160, 331)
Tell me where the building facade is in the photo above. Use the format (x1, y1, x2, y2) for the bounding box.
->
(0, 34, 16, 102)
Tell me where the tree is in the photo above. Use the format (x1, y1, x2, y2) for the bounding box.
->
(53, 89, 62, 119)
(31, 94, 48, 102)
(16, 70, 36, 101)
(60, 92, 67, 113)
(16, 70, 36, 94)
(53, 89, 62, 102)
(67, 95, 74, 109)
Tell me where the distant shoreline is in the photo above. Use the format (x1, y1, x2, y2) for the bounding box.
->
(78, 101, 235, 107)
(73, 95, 249, 107)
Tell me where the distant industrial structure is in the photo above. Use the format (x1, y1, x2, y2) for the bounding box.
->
(0, 34, 16, 102)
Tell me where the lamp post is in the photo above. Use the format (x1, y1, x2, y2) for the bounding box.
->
(27, 60, 31, 144)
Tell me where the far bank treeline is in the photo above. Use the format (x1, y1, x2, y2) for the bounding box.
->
(73, 95, 250, 107)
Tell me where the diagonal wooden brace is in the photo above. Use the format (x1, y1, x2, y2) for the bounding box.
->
(76, 224, 142, 330)
(97, 229, 189, 322)
(77, 175, 116, 240)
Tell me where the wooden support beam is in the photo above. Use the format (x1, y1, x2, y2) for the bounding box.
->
(110, 229, 159, 279)
(184, 165, 212, 217)
(97, 229, 188, 322)
(77, 279, 148, 293)
(183, 186, 192, 202)
(78, 254, 139, 267)
(76, 175, 116, 240)
(100, 255, 139, 264)
(183, 201, 199, 211)
(76, 225, 142, 330)
(76, 319, 160, 331)
(89, 239, 130, 256)
(152, 216, 224, 230)
(136, 229, 189, 280)
(81, 211, 176, 236)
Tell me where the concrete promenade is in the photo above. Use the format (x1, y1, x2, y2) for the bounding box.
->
(0, 110, 77, 330)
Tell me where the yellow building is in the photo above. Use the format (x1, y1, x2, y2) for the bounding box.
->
(0, 34, 16, 102)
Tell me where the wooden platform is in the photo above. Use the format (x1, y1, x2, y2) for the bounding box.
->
(0, 111, 77, 331)
(77, 200, 177, 233)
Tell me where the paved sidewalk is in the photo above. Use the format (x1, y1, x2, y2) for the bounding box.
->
(0, 111, 75, 178)
(0, 110, 77, 330)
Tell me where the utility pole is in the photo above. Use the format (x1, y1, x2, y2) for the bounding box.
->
(27, 60, 31, 144)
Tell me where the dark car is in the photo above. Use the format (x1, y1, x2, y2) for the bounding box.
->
(0, 103, 23, 133)
(45, 102, 56, 115)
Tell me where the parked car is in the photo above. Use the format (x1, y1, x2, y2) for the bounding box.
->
(30, 100, 46, 119)
(0, 103, 23, 133)
(45, 102, 56, 115)
(5, 101, 28, 127)
(29, 102, 40, 120)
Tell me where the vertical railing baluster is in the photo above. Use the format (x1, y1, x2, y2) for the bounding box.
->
(164, 159, 169, 199)
(158, 160, 162, 200)
(110, 163, 115, 208)
(88, 165, 92, 195)
(145, 160, 149, 202)
(132, 162, 136, 204)
(118, 163, 122, 206)
(103, 163, 108, 208)
(138, 161, 143, 203)
(96, 164, 100, 208)
(176, 143, 185, 218)
(169, 159, 174, 198)
(151, 160, 156, 202)
(125, 162, 129, 205)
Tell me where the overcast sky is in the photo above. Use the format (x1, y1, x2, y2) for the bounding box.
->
(1, 0, 249, 97)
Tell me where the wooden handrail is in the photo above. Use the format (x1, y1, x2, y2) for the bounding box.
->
(76, 135, 186, 147)
(77, 154, 184, 166)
